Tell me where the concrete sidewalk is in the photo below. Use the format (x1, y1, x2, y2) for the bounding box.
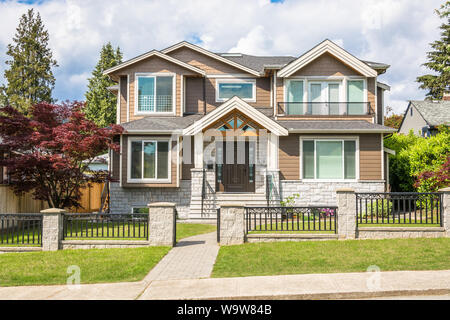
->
(0, 270, 448, 300)
(138, 269, 450, 300)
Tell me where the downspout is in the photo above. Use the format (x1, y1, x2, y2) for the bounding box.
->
(203, 76, 207, 115)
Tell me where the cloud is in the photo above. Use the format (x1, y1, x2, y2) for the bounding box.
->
(0, 0, 444, 114)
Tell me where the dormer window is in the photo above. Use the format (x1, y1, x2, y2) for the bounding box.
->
(135, 73, 175, 114)
(216, 79, 256, 102)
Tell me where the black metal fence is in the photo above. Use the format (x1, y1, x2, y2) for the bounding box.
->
(356, 192, 443, 226)
(63, 213, 149, 239)
(245, 207, 337, 234)
(0, 214, 42, 246)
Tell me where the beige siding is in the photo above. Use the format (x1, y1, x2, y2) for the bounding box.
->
(359, 134, 382, 180)
(279, 133, 382, 181)
(119, 76, 128, 123)
(367, 77, 376, 115)
(279, 135, 300, 180)
(166, 46, 248, 74)
(121, 135, 178, 188)
(291, 52, 363, 77)
(111, 56, 199, 123)
(377, 86, 384, 124)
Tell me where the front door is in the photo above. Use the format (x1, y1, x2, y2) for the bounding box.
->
(216, 141, 255, 193)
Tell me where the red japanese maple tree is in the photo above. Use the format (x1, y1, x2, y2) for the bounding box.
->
(0, 101, 123, 209)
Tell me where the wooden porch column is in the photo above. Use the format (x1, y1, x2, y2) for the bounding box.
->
(267, 133, 279, 170)
(194, 132, 204, 169)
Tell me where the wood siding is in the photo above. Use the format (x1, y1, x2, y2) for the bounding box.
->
(111, 56, 199, 123)
(185, 77, 204, 113)
(291, 52, 363, 77)
(121, 135, 178, 188)
(119, 76, 128, 123)
(279, 135, 300, 180)
(278, 133, 382, 181)
(166, 46, 248, 75)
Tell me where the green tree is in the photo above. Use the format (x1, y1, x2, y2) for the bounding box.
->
(416, 1, 450, 100)
(84, 43, 123, 127)
(0, 9, 58, 114)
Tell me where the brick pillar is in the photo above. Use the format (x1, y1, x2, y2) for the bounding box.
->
(440, 187, 450, 237)
(41, 208, 65, 251)
(219, 204, 245, 245)
(148, 202, 176, 247)
(336, 189, 357, 240)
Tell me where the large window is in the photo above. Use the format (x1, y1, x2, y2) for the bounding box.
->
(302, 139, 357, 180)
(129, 140, 170, 181)
(216, 79, 255, 102)
(347, 80, 365, 115)
(136, 74, 174, 113)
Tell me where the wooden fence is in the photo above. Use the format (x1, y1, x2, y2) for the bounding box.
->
(0, 183, 105, 214)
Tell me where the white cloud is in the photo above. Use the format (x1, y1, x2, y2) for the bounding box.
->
(0, 0, 443, 114)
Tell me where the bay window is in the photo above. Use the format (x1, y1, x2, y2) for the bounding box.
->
(302, 139, 357, 180)
(136, 74, 174, 113)
(216, 79, 256, 102)
(129, 139, 170, 182)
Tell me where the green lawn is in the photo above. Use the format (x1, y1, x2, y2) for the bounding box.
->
(212, 238, 450, 278)
(248, 221, 335, 234)
(176, 223, 216, 242)
(0, 246, 170, 287)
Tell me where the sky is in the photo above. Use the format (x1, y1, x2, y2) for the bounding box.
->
(0, 0, 445, 114)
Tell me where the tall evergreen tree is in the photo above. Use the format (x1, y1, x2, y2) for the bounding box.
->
(84, 43, 123, 127)
(417, 1, 450, 100)
(0, 9, 58, 114)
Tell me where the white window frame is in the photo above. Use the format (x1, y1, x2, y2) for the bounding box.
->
(215, 78, 256, 103)
(299, 136, 360, 182)
(282, 76, 368, 115)
(127, 137, 172, 183)
(134, 72, 176, 116)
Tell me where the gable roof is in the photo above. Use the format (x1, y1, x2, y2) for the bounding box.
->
(278, 39, 378, 78)
(217, 54, 296, 73)
(103, 50, 206, 76)
(161, 41, 261, 76)
(409, 100, 450, 126)
(183, 96, 288, 136)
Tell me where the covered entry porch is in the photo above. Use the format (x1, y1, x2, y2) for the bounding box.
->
(182, 97, 288, 219)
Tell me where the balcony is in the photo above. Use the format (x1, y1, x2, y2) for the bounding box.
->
(277, 102, 373, 117)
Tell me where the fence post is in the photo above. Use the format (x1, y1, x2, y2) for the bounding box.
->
(40, 208, 65, 251)
(336, 189, 357, 240)
(440, 187, 450, 237)
(219, 204, 245, 245)
(148, 202, 176, 247)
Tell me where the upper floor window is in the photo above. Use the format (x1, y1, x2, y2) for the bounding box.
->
(216, 79, 256, 102)
(136, 74, 174, 114)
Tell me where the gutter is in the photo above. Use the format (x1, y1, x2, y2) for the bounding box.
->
(123, 130, 183, 135)
(287, 129, 397, 133)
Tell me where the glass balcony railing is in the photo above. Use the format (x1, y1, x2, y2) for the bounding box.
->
(277, 102, 373, 116)
(138, 95, 173, 113)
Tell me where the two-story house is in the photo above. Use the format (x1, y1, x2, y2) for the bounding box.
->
(104, 39, 396, 219)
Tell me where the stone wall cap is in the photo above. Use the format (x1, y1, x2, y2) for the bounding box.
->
(40, 208, 66, 214)
(220, 203, 245, 207)
(336, 188, 355, 193)
(147, 202, 176, 207)
(439, 187, 450, 192)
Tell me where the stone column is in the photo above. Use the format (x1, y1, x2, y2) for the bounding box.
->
(148, 202, 176, 246)
(41, 208, 65, 251)
(440, 187, 450, 237)
(220, 204, 245, 245)
(336, 188, 357, 240)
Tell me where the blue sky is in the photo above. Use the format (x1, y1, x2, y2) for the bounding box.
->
(0, 0, 444, 113)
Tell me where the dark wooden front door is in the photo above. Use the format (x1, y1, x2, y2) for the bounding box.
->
(216, 141, 255, 193)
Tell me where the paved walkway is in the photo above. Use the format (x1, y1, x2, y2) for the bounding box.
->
(144, 232, 219, 281)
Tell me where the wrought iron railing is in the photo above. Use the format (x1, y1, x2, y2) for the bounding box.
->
(245, 207, 337, 234)
(277, 102, 372, 116)
(63, 213, 149, 239)
(356, 192, 443, 226)
(138, 95, 173, 112)
(0, 214, 43, 246)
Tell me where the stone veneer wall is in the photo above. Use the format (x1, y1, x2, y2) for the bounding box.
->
(280, 181, 385, 206)
(109, 181, 191, 219)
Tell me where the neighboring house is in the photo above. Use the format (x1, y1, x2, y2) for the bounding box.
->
(398, 98, 450, 136)
(104, 39, 396, 219)
(86, 153, 109, 172)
